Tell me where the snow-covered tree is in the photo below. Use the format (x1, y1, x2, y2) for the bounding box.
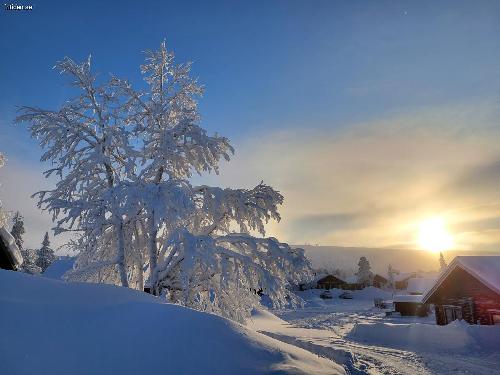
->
(356, 256, 373, 286)
(11, 211, 25, 250)
(20, 248, 42, 274)
(19, 41, 313, 322)
(387, 264, 395, 292)
(11, 212, 40, 274)
(36, 232, 56, 272)
(16, 56, 136, 287)
(439, 252, 447, 272)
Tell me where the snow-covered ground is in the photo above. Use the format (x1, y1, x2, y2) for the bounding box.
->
(248, 288, 500, 375)
(3, 269, 499, 374)
(0, 270, 344, 375)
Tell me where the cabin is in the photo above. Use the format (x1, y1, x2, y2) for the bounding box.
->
(422, 256, 500, 325)
(0, 226, 22, 270)
(317, 275, 347, 290)
(373, 274, 388, 288)
(393, 295, 429, 317)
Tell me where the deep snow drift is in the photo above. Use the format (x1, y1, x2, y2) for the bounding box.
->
(0, 270, 343, 375)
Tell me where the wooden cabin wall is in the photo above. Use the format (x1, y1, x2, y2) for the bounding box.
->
(428, 267, 500, 325)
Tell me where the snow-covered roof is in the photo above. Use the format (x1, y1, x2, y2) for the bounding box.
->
(0, 226, 22, 269)
(393, 294, 423, 303)
(394, 272, 416, 282)
(406, 278, 436, 295)
(423, 256, 500, 303)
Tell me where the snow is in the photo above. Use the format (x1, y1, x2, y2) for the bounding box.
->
(248, 288, 500, 374)
(348, 320, 500, 354)
(394, 272, 415, 282)
(42, 256, 76, 280)
(406, 277, 435, 295)
(0, 269, 343, 375)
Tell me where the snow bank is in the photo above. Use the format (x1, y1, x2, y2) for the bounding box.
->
(0, 270, 344, 375)
(42, 256, 76, 280)
(348, 320, 500, 354)
(352, 286, 392, 300)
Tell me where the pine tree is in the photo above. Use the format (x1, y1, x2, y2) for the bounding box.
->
(11, 211, 25, 250)
(36, 232, 56, 272)
(439, 252, 447, 272)
(356, 256, 373, 286)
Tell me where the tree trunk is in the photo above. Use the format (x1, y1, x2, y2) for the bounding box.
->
(116, 219, 129, 287)
(148, 210, 158, 295)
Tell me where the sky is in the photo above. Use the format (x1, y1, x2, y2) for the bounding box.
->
(1, 0, 500, 253)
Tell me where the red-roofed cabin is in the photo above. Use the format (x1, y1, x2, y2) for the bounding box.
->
(422, 256, 500, 325)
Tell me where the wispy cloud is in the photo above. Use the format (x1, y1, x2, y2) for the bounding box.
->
(198, 100, 500, 251)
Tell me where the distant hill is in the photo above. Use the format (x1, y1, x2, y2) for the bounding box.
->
(299, 245, 498, 274)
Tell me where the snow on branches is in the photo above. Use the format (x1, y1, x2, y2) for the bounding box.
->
(156, 231, 312, 322)
(17, 41, 313, 322)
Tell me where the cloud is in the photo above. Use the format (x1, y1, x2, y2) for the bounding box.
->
(197, 100, 500, 251)
(2, 99, 500, 255)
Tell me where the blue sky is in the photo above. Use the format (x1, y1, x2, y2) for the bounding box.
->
(1, 0, 500, 252)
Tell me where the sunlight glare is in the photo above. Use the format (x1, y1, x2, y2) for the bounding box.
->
(418, 217, 453, 253)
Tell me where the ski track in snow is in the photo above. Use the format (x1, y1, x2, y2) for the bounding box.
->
(263, 312, 431, 375)
(252, 290, 499, 375)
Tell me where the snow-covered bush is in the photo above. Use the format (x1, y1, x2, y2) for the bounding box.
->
(18, 41, 313, 322)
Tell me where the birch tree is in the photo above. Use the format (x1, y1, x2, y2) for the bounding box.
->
(19, 41, 313, 322)
(16, 57, 135, 286)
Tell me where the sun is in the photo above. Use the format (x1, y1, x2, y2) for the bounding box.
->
(418, 217, 454, 253)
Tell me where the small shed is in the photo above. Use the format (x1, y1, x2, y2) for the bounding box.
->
(393, 295, 429, 317)
(373, 274, 388, 288)
(0, 226, 22, 271)
(422, 256, 500, 325)
(317, 275, 347, 290)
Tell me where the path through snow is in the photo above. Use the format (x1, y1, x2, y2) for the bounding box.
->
(249, 288, 500, 375)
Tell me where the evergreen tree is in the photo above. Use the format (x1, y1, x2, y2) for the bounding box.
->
(356, 256, 373, 286)
(36, 232, 56, 272)
(439, 252, 447, 272)
(11, 211, 25, 250)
